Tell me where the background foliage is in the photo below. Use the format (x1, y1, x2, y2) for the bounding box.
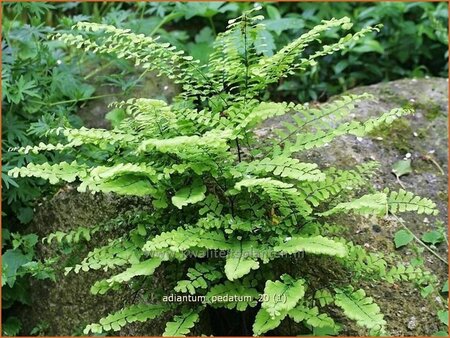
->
(1, 1, 448, 336)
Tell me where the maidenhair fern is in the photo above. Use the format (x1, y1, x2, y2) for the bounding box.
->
(9, 8, 441, 336)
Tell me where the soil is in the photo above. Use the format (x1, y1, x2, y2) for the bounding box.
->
(18, 78, 448, 336)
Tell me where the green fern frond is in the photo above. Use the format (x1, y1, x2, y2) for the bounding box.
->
(175, 263, 223, 295)
(18, 141, 80, 155)
(91, 257, 162, 295)
(163, 308, 201, 337)
(288, 304, 336, 329)
(233, 177, 312, 217)
(283, 107, 413, 153)
(9, 161, 87, 184)
(387, 189, 439, 215)
(205, 280, 259, 311)
(314, 289, 334, 307)
(66, 238, 142, 275)
(53, 22, 204, 93)
(334, 287, 387, 335)
(234, 156, 325, 182)
(142, 226, 230, 254)
(172, 179, 207, 209)
(234, 101, 291, 132)
(254, 17, 353, 83)
(297, 162, 379, 207)
(274, 235, 348, 258)
(224, 240, 260, 281)
(111, 98, 178, 136)
(320, 192, 388, 217)
(261, 274, 306, 318)
(44, 226, 97, 245)
(84, 303, 167, 334)
(274, 93, 374, 142)
(386, 263, 436, 285)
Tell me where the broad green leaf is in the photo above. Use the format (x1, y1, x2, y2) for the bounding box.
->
(392, 159, 412, 178)
(2, 249, 30, 287)
(394, 229, 413, 248)
(421, 230, 444, 246)
(438, 310, 448, 326)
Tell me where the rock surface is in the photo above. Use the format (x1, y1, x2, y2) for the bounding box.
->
(260, 77, 448, 336)
(19, 78, 448, 336)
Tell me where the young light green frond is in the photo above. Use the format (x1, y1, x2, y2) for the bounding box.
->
(334, 287, 387, 335)
(163, 308, 201, 337)
(205, 280, 259, 311)
(90, 257, 162, 295)
(274, 235, 347, 258)
(234, 101, 292, 132)
(17, 141, 80, 155)
(68, 238, 142, 275)
(142, 227, 230, 254)
(137, 129, 233, 155)
(233, 177, 312, 217)
(274, 93, 374, 140)
(253, 17, 353, 83)
(283, 106, 413, 153)
(298, 163, 378, 207)
(112, 98, 178, 136)
(387, 189, 439, 215)
(84, 303, 167, 334)
(319, 192, 388, 217)
(8, 161, 87, 185)
(76, 164, 159, 196)
(142, 227, 200, 253)
(261, 274, 306, 318)
(224, 240, 260, 281)
(55, 126, 139, 148)
(54, 22, 204, 92)
(234, 156, 325, 182)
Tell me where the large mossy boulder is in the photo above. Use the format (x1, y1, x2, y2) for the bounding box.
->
(20, 78, 448, 336)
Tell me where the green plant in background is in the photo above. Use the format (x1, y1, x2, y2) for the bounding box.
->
(284, 1, 449, 101)
(1, 2, 95, 335)
(17, 2, 446, 103)
(9, 9, 445, 336)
